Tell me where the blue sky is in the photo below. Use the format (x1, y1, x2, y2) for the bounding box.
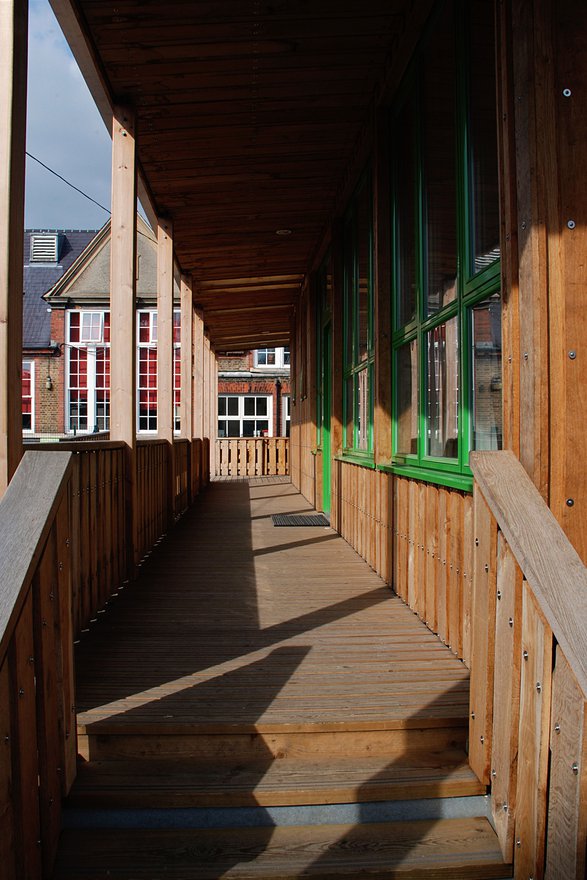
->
(25, 0, 112, 230)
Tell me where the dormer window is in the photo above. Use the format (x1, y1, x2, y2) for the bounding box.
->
(30, 233, 60, 262)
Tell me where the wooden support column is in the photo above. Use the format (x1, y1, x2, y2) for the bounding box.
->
(0, 0, 27, 494)
(373, 109, 392, 468)
(192, 308, 205, 441)
(209, 349, 217, 478)
(179, 275, 193, 441)
(109, 106, 138, 571)
(156, 218, 174, 524)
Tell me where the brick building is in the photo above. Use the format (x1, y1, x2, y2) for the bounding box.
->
(217, 348, 291, 438)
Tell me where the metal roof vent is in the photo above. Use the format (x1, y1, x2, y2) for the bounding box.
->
(30, 233, 61, 262)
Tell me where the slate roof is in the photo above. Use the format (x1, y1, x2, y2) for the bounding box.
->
(23, 229, 98, 348)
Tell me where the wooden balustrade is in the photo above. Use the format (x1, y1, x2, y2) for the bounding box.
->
(470, 450, 587, 878)
(2, 438, 210, 877)
(0, 452, 76, 878)
(215, 437, 289, 477)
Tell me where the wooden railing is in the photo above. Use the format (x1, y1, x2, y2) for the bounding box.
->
(0, 452, 76, 878)
(1, 439, 210, 877)
(216, 437, 289, 477)
(469, 450, 587, 878)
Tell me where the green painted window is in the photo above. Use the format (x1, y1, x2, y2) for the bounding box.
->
(391, 0, 502, 490)
(343, 171, 374, 457)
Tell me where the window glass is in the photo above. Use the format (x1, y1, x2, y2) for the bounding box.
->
(22, 361, 33, 431)
(395, 97, 417, 327)
(422, 2, 457, 316)
(396, 340, 418, 456)
(244, 397, 255, 416)
(469, 0, 500, 274)
(357, 182, 371, 363)
(344, 376, 354, 449)
(357, 368, 370, 451)
(218, 397, 226, 416)
(471, 291, 502, 450)
(343, 221, 354, 369)
(227, 397, 238, 416)
(426, 317, 459, 458)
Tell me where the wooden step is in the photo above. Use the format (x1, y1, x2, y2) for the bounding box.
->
(78, 721, 468, 762)
(53, 818, 511, 878)
(68, 750, 484, 809)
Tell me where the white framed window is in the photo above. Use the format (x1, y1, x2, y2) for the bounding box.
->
(282, 394, 291, 437)
(67, 310, 110, 433)
(254, 347, 290, 368)
(218, 395, 272, 438)
(137, 308, 181, 434)
(22, 360, 34, 432)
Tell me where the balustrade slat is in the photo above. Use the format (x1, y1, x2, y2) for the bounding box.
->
(436, 487, 449, 644)
(491, 534, 523, 860)
(33, 528, 63, 875)
(55, 497, 76, 793)
(515, 584, 553, 880)
(12, 596, 42, 879)
(0, 658, 16, 879)
(545, 649, 587, 880)
(469, 486, 498, 783)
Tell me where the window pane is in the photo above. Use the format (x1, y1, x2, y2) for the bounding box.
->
(344, 221, 354, 367)
(256, 397, 267, 416)
(426, 317, 459, 458)
(69, 312, 80, 343)
(139, 312, 150, 343)
(227, 397, 238, 416)
(227, 421, 240, 437)
(469, 0, 500, 274)
(218, 397, 226, 416)
(283, 347, 290, 366)
(244, 397, 255, 416)
(395, 96, 417, 327)
(472, 291, 502, 450)
(218, 420, 226, 437)
(396, 340, 419, 455)
(257, 420, 269, 435)
(242, 420, 255, 437)
(357, 368, 370, 451)
(422, 2, 457, 316)
(344, 376, 354, 448)
(357, 179, 371, 362)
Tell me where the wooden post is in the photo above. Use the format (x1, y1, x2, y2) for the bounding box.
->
(0, 0, 27, 494)
(192, 308, 204, 441)
(156, 217, 174, 524)
(109, 105, 138, 571)
(179, 275, 193, 441)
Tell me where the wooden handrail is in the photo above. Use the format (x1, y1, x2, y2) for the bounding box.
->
(0, 451, 72, 659)
(471, 450, 587, 694)
(470, 449, 587, 876)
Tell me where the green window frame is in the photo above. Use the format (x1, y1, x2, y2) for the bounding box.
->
(342, 170, 375, 460)
(390, 0, 502, 491)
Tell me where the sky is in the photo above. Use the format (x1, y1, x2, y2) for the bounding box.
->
(25, 0, 112, 230)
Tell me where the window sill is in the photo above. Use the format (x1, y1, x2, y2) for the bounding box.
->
(378, 462, 473, 493)
(335, 453, 376, 470)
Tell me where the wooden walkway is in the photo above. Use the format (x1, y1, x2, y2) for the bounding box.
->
(74, 477, 469, 746)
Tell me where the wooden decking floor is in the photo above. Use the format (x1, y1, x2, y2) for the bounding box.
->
(74, 478, 469, 737)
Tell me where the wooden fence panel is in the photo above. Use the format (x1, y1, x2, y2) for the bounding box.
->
(545, 649, 587, 880)
(215, 439, 290, 477)
(0, 658, 16, 880)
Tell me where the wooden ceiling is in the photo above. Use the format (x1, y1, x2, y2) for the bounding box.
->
(52, 0, 411, 349)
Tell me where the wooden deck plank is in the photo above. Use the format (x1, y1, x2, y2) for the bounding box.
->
(74, 479, 470, 738)
(54, 819, 510, 879)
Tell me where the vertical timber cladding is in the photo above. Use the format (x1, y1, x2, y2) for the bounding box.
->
(504, 0, 587, 562)
(545, 0, 587, 563)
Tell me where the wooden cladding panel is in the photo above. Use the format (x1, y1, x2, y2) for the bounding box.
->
(514, 585, 553, 880)
(332, 462, 392, 585)
(491, 535, 523, 860)
(546, 648, 587, 880)
(392, 477, 472, 663)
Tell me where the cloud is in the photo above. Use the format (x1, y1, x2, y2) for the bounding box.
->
(25, 0, 112, 229)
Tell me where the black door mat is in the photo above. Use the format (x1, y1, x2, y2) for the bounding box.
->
(272, 513, 330, 527)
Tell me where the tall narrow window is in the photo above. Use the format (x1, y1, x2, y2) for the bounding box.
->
(391, 0, 502, 488)
(22, 360, 34, 432)
(343, 170, 374, 456)
(67, 311, 110, 433)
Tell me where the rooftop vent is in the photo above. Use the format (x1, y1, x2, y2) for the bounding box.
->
(30, 233, 60, 263)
